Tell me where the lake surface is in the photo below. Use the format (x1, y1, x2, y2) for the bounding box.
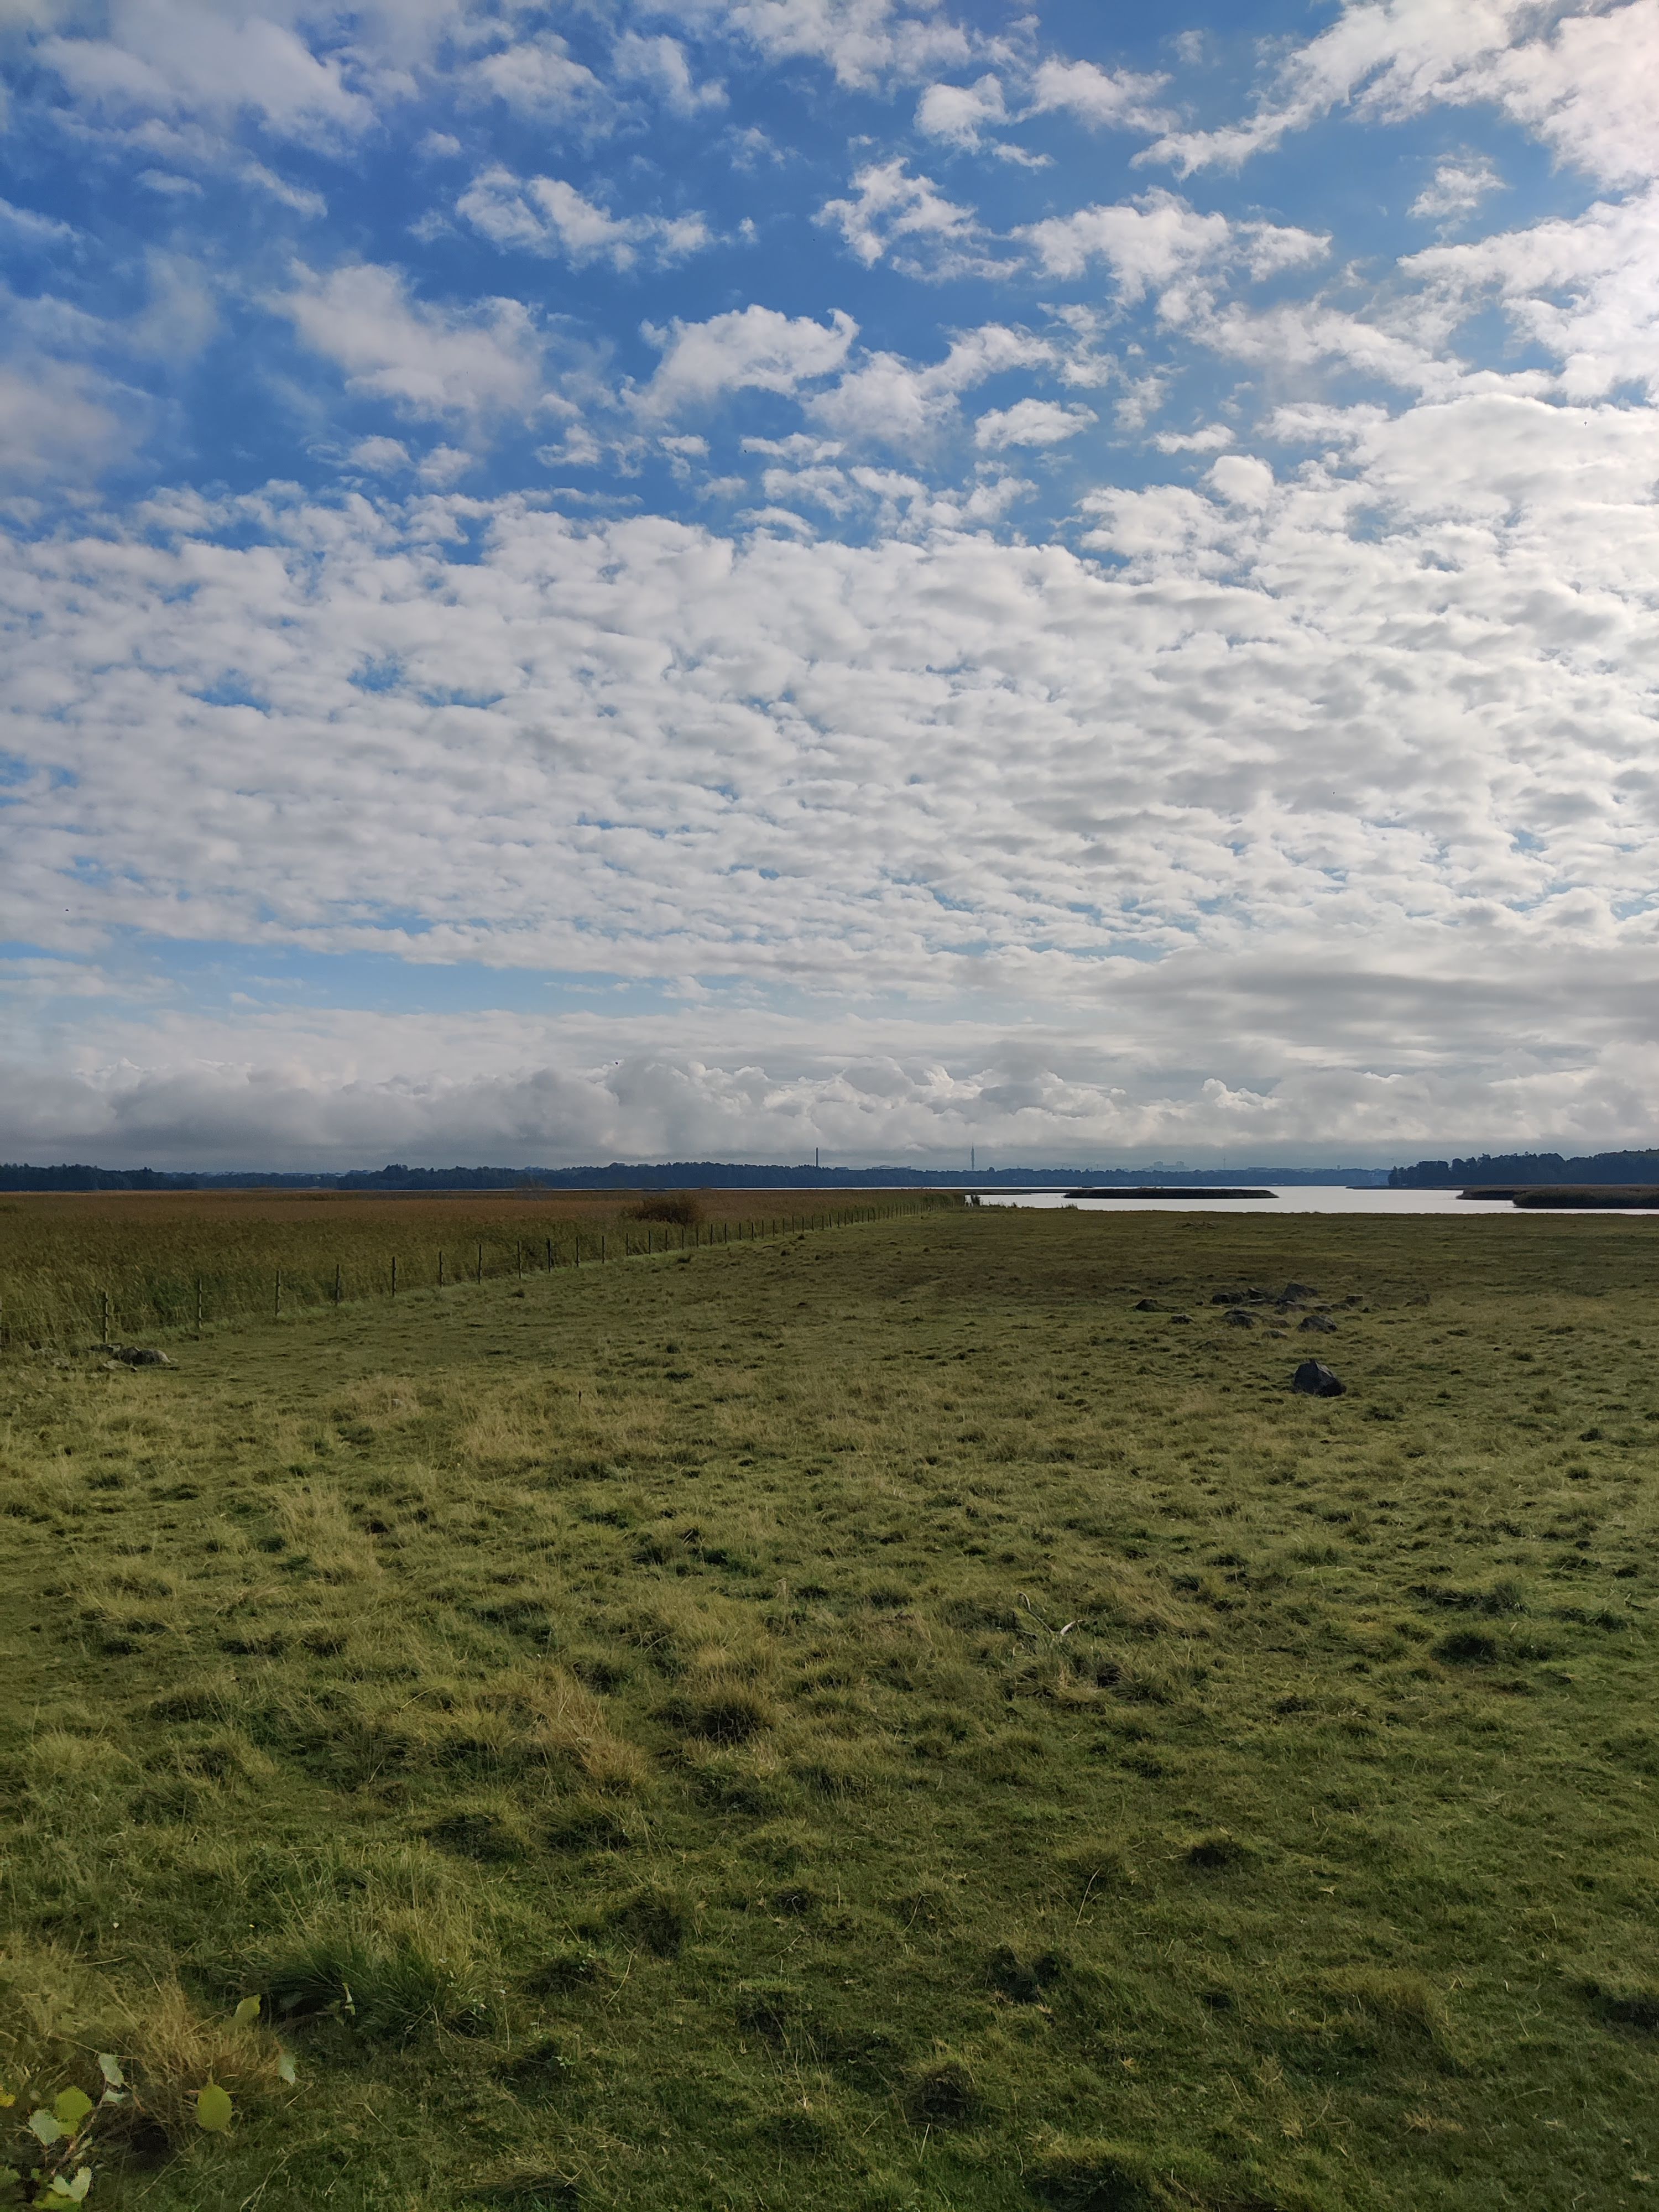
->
(979, 1187, 1659, 1216)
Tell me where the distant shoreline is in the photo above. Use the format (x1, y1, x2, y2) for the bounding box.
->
(1065, 1186, 1275, 1201)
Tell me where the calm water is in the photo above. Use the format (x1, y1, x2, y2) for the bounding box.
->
(979, 1187, 1659, 1217)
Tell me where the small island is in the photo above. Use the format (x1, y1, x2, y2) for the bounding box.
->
(1065, 1186, 1276, 1199)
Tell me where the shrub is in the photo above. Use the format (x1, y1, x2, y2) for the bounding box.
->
(629, 1193, 703, 1226)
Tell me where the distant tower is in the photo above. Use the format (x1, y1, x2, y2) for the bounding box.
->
(815, 1147, 820, 1171)
(971, 1146, 975, 1173)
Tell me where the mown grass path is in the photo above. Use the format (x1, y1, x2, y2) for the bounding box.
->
(2, 1207, 1657, 2211)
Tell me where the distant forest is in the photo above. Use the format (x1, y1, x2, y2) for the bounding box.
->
(1390, 1151, 1659, 1187)
(0, 1160, 1391, 1193)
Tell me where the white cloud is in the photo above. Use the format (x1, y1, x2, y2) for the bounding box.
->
(471, 33, 611, 123)
(808, 322, 1052, 445)
(613, 30, 726, 113)
(36, 4, 373, 143)
(0, 361, 132, 485)
(278, 262, 543, 422)
(458, 168, 712, 271)
(348, 436, 412, 473)
(817, 157, 989, 275)
(236, 159, 324, 215)
(1142, 0, 1659, 187)
(1019, 188, 1327, 314)
(635, 304, 857, 416)
(1207, 452, 1274, 506)
(665, 0, 973, 89)
(974, 398, 1095, 450)
(0, 196, 78, 244)
(915, 72, 1005, 146)
(1152, 423, 1234, 453)
(5, 387, 1659, 1154)
(1410, 154, 1504, 225)
(1403, 182, 1659, 401)
(1029, 56, 1171, 134)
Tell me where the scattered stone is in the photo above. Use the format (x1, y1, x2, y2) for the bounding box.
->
(1224, 1309, 1256, 1329)
(1168, 1313, 1192, 1325)
(1282, 1282, 1317, 1301)
(1133, 1297, 1161, 1311)
(1245, 1287, 1272, 1303)
(1292, 1360, 1344, 1397)
(1298, 1313, 1337, 1333)
(109, 1345, 172, 1367)
(1211, 1291, 1246, 1306)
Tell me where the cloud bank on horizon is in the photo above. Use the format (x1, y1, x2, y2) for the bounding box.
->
(1, 0, 1656, 1168)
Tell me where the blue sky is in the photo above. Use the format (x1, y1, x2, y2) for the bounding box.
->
(2, 0, 1657, 1167)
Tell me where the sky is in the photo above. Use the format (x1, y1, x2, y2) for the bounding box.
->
(1, 0, 1656, 1171)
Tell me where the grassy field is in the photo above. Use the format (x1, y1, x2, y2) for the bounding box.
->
(0, 1190, 943, 1350)
(2, 1202, 1657, 2212)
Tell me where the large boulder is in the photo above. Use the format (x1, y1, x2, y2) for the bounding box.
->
(1224, 1308, 1256, 1329)
(1292, 1360, 1344, 1397)
(1298, 1313, 1336, 1333)
(1282, 1282, 1317, 1301)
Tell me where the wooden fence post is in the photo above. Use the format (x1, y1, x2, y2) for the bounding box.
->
(196, 1277, 202, 1340)
(392, 1257, 398, 1298)
(334, 1262, 342, 1306)
(275, 1270, 282, 1319)
(439, 1250, 445, 1287)
(477, 1241, 483, 1285)
(546, 1237, 553, 1271)
(102, 1290, 109, 1347)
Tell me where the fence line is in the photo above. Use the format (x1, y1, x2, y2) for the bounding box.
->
(0, 1195, 960, 1352)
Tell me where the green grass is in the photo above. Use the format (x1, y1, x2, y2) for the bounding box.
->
(2, 1204, 1658, 2211)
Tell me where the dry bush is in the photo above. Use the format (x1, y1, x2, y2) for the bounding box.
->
(629, 1192, 705, 1227)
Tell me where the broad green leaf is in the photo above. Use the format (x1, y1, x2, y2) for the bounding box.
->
(275, 2052, 296, 2086)
(28, 2111, 62, 2148)
(95, 2058, 123, 2091)
(45, 2172, 91, 2204)
(195, 2084, 233, 2135)
(0, 2086, 14, 2106)
(233, 1997, 261, 2027)
(51, 2091, 93, 2132)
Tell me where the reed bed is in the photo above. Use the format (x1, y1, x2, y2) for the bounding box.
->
(0, 1187, 955, 1348)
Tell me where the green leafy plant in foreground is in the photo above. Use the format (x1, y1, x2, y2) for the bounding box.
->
(0, 2002, 294, 2206)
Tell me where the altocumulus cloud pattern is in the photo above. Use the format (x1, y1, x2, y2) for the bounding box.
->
(1, 0, 1657, 1168)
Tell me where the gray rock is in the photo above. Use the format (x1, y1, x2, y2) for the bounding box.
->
(1133, 1297, 1161, 1311)
(1168, 1313, 1192, 1325)
(1224, 1308, 1256, 1329)
(1292, 1360, 1344, 1397)
(1282, 1282, 1317, 1301)
(1298, 1313, 1337, 1333)
(1211, 1290, 1246, 1306)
